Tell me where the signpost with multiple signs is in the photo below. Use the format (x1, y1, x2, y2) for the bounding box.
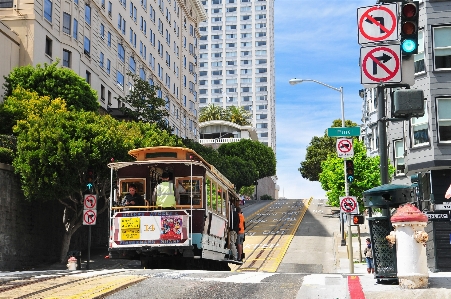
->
(357, 3, 401, 86)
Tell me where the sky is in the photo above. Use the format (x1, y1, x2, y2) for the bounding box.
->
(274, 0, 375, 199)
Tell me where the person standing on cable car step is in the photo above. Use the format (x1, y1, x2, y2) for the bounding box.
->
(236, 206, 245, 262)
(154, 172, 176, 209)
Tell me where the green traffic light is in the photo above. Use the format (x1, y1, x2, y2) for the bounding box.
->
(402, 39, 417, 53)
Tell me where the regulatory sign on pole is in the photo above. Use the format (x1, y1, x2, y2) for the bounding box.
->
(360, 44, 401, 85)
(84, 194, 97, 210)
(340, 196, 359, 214)
(83, 209, 97, 225)
(336, 138, 354, 158)
(357, 3, 398, 44)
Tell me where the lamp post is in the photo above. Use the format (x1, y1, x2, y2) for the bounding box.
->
(289, 78, 354, 274)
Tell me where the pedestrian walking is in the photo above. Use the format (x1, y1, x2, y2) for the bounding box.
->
(364, 237, 375, 274)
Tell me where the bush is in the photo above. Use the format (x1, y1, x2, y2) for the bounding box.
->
(260, 194, 273, 201)
(0, 147, 14, 164)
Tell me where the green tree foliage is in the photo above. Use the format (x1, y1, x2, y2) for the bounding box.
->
(1, 61, 98, 134)
(9, 88, 180, 262)
(199, 104, 225, 122)
(218, 139, 276, 179)
(116, 73, 171, 132)
(224, 106, 251, 126)
(199, 104, 250, 125)
(217, 155, 257, 191)
(239, 185, 255, 197)
(181, 138, 221, 166)
(299, 119, 357, 181)
(319, 139, 395, 209)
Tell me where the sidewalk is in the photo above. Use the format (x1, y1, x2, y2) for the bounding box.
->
(335, 221, 451, 299)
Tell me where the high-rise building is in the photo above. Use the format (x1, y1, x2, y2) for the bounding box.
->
(197, 0, 276, 150)
(0, 0, 205, 140)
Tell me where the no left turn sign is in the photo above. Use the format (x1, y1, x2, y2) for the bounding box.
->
(84, 194, 97, 209)
(358, 3, 398, 44)
(360, 44, 401, 84)
(336, 138, 354, 158)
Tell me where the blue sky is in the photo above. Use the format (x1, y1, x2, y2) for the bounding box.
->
(274, 0, 375, 199)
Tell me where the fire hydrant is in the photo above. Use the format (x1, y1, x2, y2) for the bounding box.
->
(387, 203, 429, 289)
(67, 256, 78, 271)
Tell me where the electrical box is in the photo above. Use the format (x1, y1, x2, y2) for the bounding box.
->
(393, 89, 424, 118)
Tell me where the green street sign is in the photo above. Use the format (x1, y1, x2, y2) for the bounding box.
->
(327, 127, 361, 137)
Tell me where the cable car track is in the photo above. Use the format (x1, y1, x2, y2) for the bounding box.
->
(232, 198, 312, 272)
(0, 270, 145, 299)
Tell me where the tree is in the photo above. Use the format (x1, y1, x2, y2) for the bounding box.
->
(319, 139, 395, 209)
(116, 73, 171, 132)
(299, 119, 357, 181)
(198, 104, 224, 122)
(224, 106, 251, 126)
(218, 139, 276, 180)
(1, 61, 98, 134)
(217, 156, 257, 191)
(9, 88, 181, 262)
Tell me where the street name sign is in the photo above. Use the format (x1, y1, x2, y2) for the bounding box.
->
(434, 204, 451, 210)
(340, 196, 359, 214)
(360, 44, 401, 85)
(336, 138, 354, 158)
(328, 127, 361, 137)
(358, 3, 398, 44)
(425, 211, 450, 221)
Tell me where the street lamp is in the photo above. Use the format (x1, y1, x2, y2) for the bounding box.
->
(289, 78, 354, 273)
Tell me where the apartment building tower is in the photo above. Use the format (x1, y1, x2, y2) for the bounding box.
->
(197, 0, 276, 150)
(0, 0, 205, 140)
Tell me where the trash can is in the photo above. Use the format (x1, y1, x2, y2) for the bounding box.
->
(67, 250, 82, 270)
(363, 184, 415, 282)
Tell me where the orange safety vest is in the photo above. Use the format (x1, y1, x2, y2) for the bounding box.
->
(238, 213, 245, 234)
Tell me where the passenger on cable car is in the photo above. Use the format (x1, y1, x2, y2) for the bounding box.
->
(121, 184, 145, 209)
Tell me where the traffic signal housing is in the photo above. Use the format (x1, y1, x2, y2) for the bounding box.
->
(392, 89, 424, 118)
(346, 160, 355, 184)
(400, 1, 419, 56)
(86, 169, 94, 190)
(353, 215, 365, 225)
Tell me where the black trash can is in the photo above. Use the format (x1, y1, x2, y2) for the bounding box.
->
(67, 250, 82, 270)
(363, 184, 415, 282)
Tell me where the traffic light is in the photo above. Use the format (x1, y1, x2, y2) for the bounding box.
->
(400, 1, 419, 56)
(353, 215, 365, 225)
(86, 169, 94, 190)
(346, 160, 355, 184)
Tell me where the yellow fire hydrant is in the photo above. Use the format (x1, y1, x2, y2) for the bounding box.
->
(67, 256, 78, 270)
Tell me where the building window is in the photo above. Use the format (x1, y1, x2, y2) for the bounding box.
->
(106, 59, 111, 74)
(84, 36, 90, 56)
(117, 71, 124, 88)
(411, 101, 428, 146)
(100, 52, 104, 67)
(44, 0, 52, 22)
(73, 18, 78, 39)
(108, 1, 112, 16)
(433, 26, 451, 70)
(129, 56, 136, 73)
(414, 30, 425, 73)
(100, 85, 105, 102)
(437, 98, 451, 142)
(86, 70, 91, 84)
(118, 44, 125, 61)
(85, 4, 91, 25)
(45, 36, 52, 57)
(0, 0, 13, 8)
(63, 49, 71, 67)
(100, 23, 105, 39)
(63, 13, 71, 34)
(107, 32, 111, 47)
(394, 140, 405, 175)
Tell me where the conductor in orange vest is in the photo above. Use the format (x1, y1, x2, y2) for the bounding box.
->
(236, 206, 245, 262)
